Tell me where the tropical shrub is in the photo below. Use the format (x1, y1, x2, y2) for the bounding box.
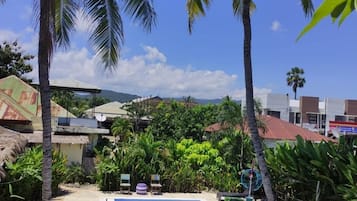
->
(64, 163, 87, 184)
(0, 146, 67, 201)
(148, 101, 219, 141)
(95, 133, 165, 191)
(266, 136, 357, 201)
(213, 130, 254, 170)
(175, 139, 227, 190)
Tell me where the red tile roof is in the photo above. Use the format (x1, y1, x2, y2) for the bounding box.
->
(0, 75, 75, 121)
(205, 115, 335, 142)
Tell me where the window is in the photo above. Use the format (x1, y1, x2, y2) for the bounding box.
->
(320, 114, 326, 129)
(268, 111, 280, 119)
(307, 113, 317, 124)
(289, 112, 295, 123)
(295, 113, 301, 124)
(335, 115, 346, 122)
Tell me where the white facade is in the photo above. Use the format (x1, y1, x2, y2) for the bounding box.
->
(252, 93, 351, 137)
(245, 93, 290, 121)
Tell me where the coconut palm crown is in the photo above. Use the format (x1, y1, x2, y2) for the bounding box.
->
(287, 67, 306, 100)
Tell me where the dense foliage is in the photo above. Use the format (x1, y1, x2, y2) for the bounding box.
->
(266, 136, 357, 201)
(0, 146, 67, 201)
(3, 97, 357, 200)
(147, 101, 219, 141)
(0, 41, 34, 83)
(94, 99, 253, 193)
(94, 132, 247, 192)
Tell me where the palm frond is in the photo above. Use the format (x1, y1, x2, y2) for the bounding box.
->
(186, 0, 211, 34)
(300, 0, 314, 17)
(122, 0, 157, 32)
(232, 0, 256, 18)
(32, 0, 40, 31)
(55, 0, 79, 48)
(0, 0, 6, 4)
(85, 0, 123, 69)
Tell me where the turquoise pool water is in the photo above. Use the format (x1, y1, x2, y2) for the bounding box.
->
(115, 199, 200, 201)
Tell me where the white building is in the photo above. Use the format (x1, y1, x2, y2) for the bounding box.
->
(245, 93, 357, 138)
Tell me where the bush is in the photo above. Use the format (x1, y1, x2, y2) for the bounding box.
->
(64, 163, 87, 184)
(266, 136, 357, 201)
(0, 146, 67, 201)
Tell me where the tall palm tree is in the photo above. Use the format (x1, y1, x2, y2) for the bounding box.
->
(287, 67, 306, 100)
(185, 1, 314, 200)
(2, 0, 156, 200)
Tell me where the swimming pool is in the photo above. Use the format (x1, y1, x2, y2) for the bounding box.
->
(114, 199, 200, 201)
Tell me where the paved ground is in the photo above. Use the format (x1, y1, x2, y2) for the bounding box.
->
(52, 184, 218, 201)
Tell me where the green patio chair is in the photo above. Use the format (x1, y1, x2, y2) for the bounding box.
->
(150, 174, 162, 195)
(120, 174, 131, 194)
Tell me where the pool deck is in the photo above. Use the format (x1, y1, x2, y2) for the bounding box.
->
(52, 184, 217, 201)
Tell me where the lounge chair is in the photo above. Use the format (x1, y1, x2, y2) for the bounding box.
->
(216, 192, 249, 201)
(120, 174, 131, 194)
(150, 174, 162, 194)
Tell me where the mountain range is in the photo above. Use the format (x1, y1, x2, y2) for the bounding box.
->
(80, 89, 240, 105)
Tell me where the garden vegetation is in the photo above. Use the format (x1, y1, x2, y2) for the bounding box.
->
(0, 98, 356, 200)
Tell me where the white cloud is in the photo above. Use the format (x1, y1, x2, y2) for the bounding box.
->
(45, 46, 246, 99)
(270, 20, 282, 32)
(143, 46, 167, 62)
(0, 25, 272, 100)
(0, 30, 20, 42)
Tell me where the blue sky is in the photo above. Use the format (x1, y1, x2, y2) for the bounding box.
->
(1, 0, 357, 100)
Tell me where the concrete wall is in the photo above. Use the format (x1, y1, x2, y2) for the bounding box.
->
(255, 93, 290, 121)
(266, 93, 290, 121)
(300, 96, 319, 124)
(54, 143, 84, 165)
(345, 100, 357, 115)
(325, 98, 345, 136)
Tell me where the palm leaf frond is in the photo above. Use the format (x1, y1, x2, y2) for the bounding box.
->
(55, 0, 79, 48)
(232, 0, 256, 17)
(300, 0, 314, 17)
(123, 0, 157, 32)
(85, 0, 123, 69)
(186, 0, 211, 34)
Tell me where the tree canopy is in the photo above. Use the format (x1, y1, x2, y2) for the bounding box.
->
(0, 41, 34, 82)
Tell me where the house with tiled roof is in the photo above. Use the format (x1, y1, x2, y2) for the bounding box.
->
(0, 75, 108, 166)
(205, 115, 335, 148)
(0, 75, 76, 131)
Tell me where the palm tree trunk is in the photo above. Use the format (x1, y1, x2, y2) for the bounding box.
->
(39, 0, 54, 200)
(242, 0, 275, 200)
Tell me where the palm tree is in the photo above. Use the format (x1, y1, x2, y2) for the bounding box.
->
(287, 67, 306, 100)
(2, 0, 156, 200)
(218, 96, 243, 129)
(111, 118, 133, 143)
(185, 1, 314, 200)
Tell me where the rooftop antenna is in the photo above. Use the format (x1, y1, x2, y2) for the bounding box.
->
(95, 113, 106, 128)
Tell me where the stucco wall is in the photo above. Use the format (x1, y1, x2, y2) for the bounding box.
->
(53, 143, 84, 165)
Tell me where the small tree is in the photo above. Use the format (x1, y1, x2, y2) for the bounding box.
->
(0, 41, 34, 82)
(111, 118, 133, 143)
(287, 67, 306, 100)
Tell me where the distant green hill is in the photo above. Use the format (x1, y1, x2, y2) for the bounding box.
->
(163, 97, 241, 105)
(78, 89, 241, 105)
(77, 89, 140, 103)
